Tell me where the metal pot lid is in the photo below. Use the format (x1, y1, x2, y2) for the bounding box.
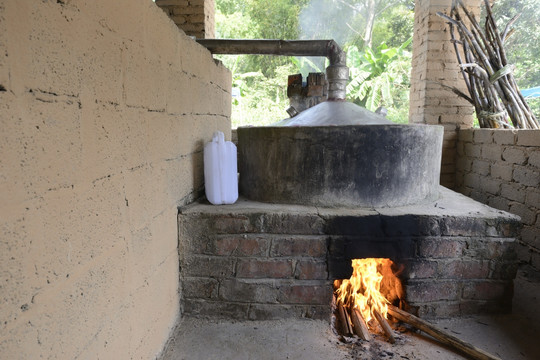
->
(272, 101, 392, 127)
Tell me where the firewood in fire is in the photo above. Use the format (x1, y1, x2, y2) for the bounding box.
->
(350, 307, 371, 341)
(373, 308, 396, 344)
(334, 258, 402, 343)
(337, 302, 353, 337)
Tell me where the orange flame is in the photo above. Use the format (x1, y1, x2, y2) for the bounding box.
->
(334, 258, 403, 328)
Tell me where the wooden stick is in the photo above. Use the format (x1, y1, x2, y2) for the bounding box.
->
(350, 308, 371, 341)
(373, 309, 395, 344)
(343, 306, 354, 336)
(387, 305, 502, 360)
(502, 14, 520, 43)
(482, 0, 508, 66)
(337, 302, 353, 337)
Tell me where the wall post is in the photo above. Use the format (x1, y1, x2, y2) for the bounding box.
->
(410, 0, 481, 188)
(156, 0, 215, 38)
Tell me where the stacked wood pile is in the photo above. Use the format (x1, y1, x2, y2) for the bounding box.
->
(438, 0, 539, 129)
(333, 294, 393, 343)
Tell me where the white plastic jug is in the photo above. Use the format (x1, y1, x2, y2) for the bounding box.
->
(204, 131, 238, 205)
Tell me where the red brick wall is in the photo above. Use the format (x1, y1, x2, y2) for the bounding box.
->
(179, 195, 519, 320)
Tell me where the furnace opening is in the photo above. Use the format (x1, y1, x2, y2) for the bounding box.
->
(333, 258, 404, 341)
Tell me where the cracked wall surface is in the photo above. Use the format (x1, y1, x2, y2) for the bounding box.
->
(0, 0, 231, 358)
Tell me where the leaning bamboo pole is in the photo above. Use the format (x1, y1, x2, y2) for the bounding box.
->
(388, 305, 502, 360)
(437, 0, 539, 129)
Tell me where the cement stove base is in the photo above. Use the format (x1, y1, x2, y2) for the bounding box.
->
(178, 187, 520, 320)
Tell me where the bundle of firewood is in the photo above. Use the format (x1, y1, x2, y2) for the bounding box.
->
(334, 296, 394, 343)
(438, 0, 539, 129)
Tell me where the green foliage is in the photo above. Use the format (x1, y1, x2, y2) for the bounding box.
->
(214, 0, 540, 127)
(491, 0, 540, 85)
(215, 8, 255, 39)
(247, 0, 308, 39)
(298, 0, 358, 45)
(290, 56, 326, 76)
(216, 0, 416, 127)
(489, 0, 540, 118)
(346, 38, 412, 123)
(216, 0, 307, 78)
(300, 0, 414, 50)
(215, 0, 308, 126)
(371, 6, 414, 50)
(230, 63, 296, 128)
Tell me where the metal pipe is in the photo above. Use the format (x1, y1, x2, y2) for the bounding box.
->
(196, 39, 349, 100)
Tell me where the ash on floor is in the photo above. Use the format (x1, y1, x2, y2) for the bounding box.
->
(159, 266, 540, 360)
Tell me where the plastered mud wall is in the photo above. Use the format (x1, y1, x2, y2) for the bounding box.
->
(0, 0, 230, 358)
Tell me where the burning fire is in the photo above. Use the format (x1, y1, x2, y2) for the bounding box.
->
(334, 258, 403, 330)
(333, 259, 501, 358)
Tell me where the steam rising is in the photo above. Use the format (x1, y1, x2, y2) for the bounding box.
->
(297, 0, 360, 75)
(299, 0, 357, 46)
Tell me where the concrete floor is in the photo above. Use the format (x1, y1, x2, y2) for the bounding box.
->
(160, 265, 540, 360)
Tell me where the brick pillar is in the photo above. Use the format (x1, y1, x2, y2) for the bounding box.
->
(409, 0, 480, 188)
(155, 0, 215, 39)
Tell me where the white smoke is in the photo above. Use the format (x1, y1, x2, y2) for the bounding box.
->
(297, 0, 361, 75)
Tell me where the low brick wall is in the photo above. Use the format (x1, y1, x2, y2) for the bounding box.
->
(178, 189, 519, 320)
(456, 129, 540, 270)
